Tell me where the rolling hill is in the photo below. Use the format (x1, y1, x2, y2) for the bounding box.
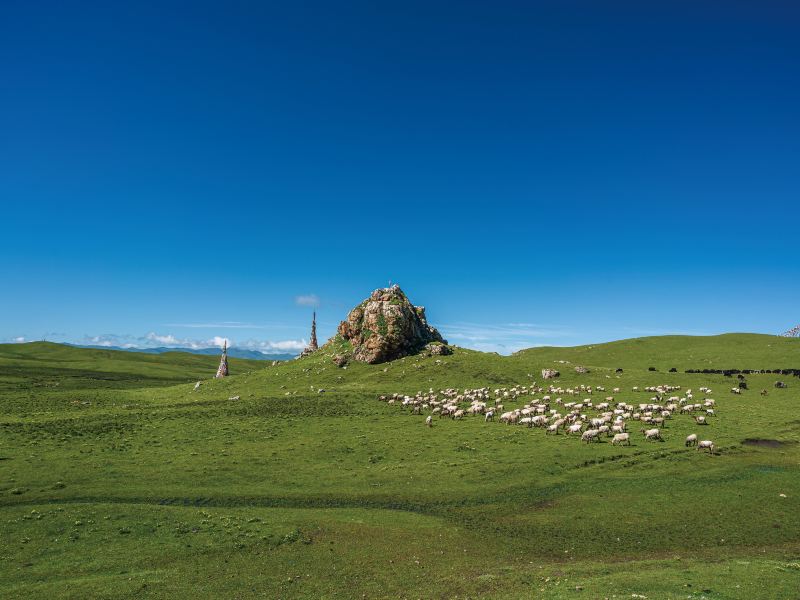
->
(0, 334, 799, 598)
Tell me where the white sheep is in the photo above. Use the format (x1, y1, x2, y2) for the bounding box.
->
(425, 415, 432, 427)
(611, 433, 630, 446)
(642, 428, 662, 441)
(581, 429, 600, 443)
(697, 440, 714, 453)
(685, 434, 698, 447)
(566, 422, 584, 435)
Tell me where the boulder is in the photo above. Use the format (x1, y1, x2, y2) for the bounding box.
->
(332, 354, 349, 368)
(336, 285, 449, 364)
(574, 366, 589, 374)
(425, 342, 452, 357)
(542, 368, 560, 380)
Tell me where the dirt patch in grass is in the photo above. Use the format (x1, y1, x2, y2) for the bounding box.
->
(742, 438, 792, 448)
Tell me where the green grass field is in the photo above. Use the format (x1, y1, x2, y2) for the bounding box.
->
(1, 335, 799, 599)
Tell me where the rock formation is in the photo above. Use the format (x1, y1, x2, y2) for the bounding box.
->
(337, 285, 448, 364)
(215, 341, 229, 378)
(424, 342, 452, 357)
(541, 368, 560, 379)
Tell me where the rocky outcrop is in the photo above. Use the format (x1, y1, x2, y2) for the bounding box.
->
(541, 368, 560, 380)
(424, 342, 452, 357)
(337, 285, 448, 364)
(574, 365, 589, 374)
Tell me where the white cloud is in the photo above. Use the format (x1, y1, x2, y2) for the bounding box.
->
(13, 336, 26, 343)
(85, 334, 123, 347)
(209, 336, 230, 348)
(238, 338, 307, 352)
(76, 332, 303, 355)
(145, 332, 182, 345)
(439, 322, 573, 342)
(295, 294, 320, 307)
(437, 322, 574, 355)
(467, 341, 542, 354)
(143, 332, 231, 349)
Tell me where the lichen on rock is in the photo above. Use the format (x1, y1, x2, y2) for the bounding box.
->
(336, 285, 448, 364)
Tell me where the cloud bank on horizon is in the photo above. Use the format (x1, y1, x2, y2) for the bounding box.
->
(4, 332, 309, 355)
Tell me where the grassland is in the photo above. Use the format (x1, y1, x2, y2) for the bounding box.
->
(1, 335, 799, 599)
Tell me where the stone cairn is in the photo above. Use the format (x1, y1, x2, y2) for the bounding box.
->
(215, 340, 229, 378)
(298, 312, 319, 359)
(781, 324, 800, 338)
(309, 311, 319, 351)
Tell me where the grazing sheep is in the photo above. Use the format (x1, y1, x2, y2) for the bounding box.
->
(567, 423, 584, 435)
(697, 440, 714, 453)
(531, 415, 548, 428)
(611, 433, 630, 446)
(641, 428, 662, 441)
(485, 410, 494, 422)
(425, 415, 432, 427)
(685, 434, 698, 447)
(581, 429, 600, 443)
(695, 415, 707, 425)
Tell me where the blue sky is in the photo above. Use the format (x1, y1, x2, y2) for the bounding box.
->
(2, 1, 799, 354)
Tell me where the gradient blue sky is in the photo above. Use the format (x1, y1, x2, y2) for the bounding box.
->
(2, 1, 799, 354)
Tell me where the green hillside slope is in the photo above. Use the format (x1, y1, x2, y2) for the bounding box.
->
(0, 341, 266, 389)
(1, 335, 799, 598)
(513, 333, 800, 371)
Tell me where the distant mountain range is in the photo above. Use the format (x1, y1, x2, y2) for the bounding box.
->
(66, 344, 296, 361)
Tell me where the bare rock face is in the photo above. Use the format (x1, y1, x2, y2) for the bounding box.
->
(542, 368, 560, 379)
(337, 285, 448, 364)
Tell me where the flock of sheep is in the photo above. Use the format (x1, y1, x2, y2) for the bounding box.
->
(379, 380, 720, 454)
